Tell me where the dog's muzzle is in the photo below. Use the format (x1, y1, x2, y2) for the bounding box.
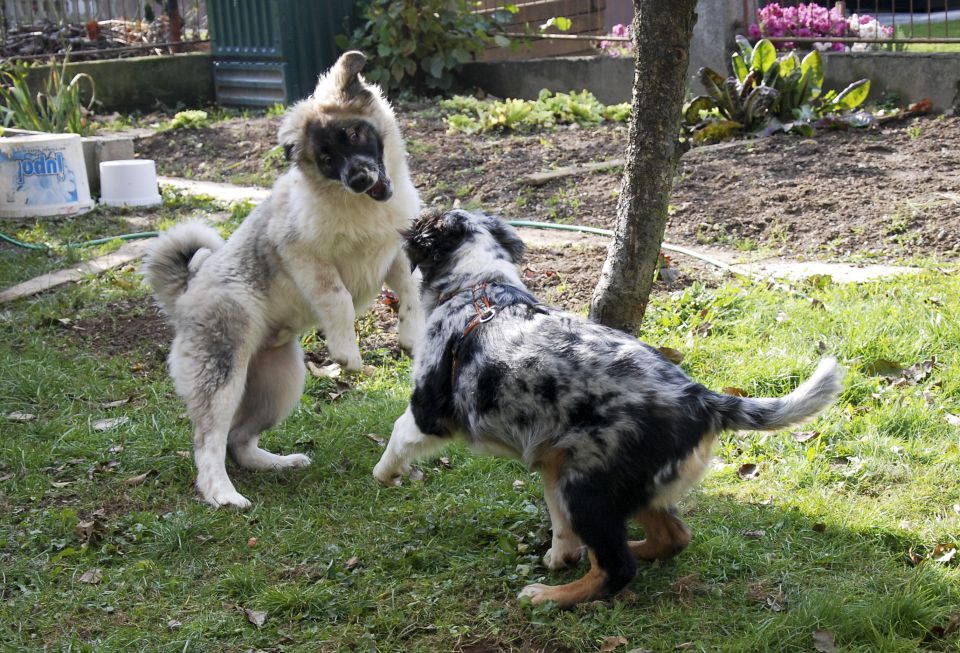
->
(345, 165, 392, 202)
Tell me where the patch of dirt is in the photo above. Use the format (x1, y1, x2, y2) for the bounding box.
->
(138, 106, 960, 263)
(68, 297, 171, 367)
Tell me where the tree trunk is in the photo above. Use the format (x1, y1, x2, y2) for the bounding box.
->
(588, 0, 698, 333)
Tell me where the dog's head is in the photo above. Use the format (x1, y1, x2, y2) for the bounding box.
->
(405, 209, 525, 284)
(277, 51, 392, 201)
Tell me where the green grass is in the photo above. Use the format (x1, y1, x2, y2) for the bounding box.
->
(895, 18, 960, 51)
(1, 259, 959, 651)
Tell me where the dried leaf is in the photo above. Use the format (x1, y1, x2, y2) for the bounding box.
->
(125, 471, 152, 486)
(247, 537, 258, 548)
(108, 444, 125, 454)
(599, 635, 629, 652)
(381, 290, 399, 312)
(812, 629, 836, 652)
(244, 608, 267, 628)
(931, 543, 957, 564)
(945, 413, 960, 427)
(345, 556, 362, 569)
(409, 467, 425, 482)
(903, 357, 937, 384)
(362, 365, 377, 376)
(101, 398, 131, 408)
(366, 433, 386, 447)
(670, 573, 705, 601)
(791, 430, 820, 443)
(93, 417, 129, 432)
(862, 358, 903, 377)
(742, 529, 765, 539)
(79, 568, 103, 584)
(167, 619, 182, 630)
(723, 387, 749, 397)
(438, 456, 451, 468)
(76, 519, 97, 542)
(513, 479, 526, 490)
(738, 463, 759, 480)
(657, 347, 684, 364)
(327, 389, 349, 401)
(6, 411, 36, 422)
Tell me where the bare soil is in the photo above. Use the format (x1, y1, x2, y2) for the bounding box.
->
(137, 106, 960, 263)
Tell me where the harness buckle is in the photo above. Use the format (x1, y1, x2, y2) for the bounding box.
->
(478, 306, 497, 323)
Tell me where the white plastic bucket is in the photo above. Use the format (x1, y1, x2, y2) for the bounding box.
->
(0, 131, 95, 219)
(99, 159, 162, 207)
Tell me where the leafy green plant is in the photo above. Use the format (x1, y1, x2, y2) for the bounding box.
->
(441, 89, 631, 133)
(337, 0, 516, 94)
(683, 37, 871, 142)
(157, 109, 211, 132)
(0, 58, 96, 135)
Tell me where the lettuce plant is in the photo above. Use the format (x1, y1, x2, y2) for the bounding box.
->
(682, 37, 870, 142)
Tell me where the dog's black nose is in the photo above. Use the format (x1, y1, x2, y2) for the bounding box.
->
(346, 169, 376, 194)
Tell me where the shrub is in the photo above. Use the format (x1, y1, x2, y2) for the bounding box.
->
(683, 37, 871, 142)
(749, 2, 892, 51)
(440, 89, 630, 133)
(0, 58, 96, 135)
(337, 0, 515, 95)
(157, 110, 211, 132)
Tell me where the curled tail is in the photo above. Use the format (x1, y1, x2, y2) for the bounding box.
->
(715, 357, 845, 431)
(142, 222, 224, 316)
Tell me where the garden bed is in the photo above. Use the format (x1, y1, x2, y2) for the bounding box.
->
(137, 106, 960, 263)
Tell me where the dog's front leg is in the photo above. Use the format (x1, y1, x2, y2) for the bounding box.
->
(374, 406, 447, 485)
(299, 265, 363, 370)
(384, 249, 424, 356)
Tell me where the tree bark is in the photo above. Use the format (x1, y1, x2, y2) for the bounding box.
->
(588, 0, 698, 333)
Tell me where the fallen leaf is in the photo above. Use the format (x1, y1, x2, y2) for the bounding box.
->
(791, 430, 820, 443)
(674, 644, 694, 651)
(101, 398, 131, 408)
(108, 444, 125, 454)
(657, 347, 684, 364)
(738, 463, 759, 480)
(945, 413, 960, 427)
(513, 479, 526, 490)
(742, 529, 765, 539)
(0, 473, 13, 482)
(79, 568, 103, 584)
(903, 357, 937, 384)
(76, 519, 97, 542)
(327, 389, 349, 401)
(812, 629, 835, 652)
(931, 543, 957, 564)
(599, 635, 628, 652)
(6, 411, 36, 422)
(345, 556, 362, 569)
(723, 387, 749, 397)
(694, 321, 713, 337)
(812, 522, 827, 533)
(244, 608, 267, 628)
(626, 649, 653, 653)
(775, 311, 789, 323)
(438, 456, 451, 468)
(409, 467, 425, 482)
(125, 471, 152, 486)
(167, 619, 182, 630)
(247, 537, 258, 548)
(862, 358, 903, 377)
(366, 433, 386, 447)
(380, 290, 399, 311)
(176, 450, 191, 459)
(93, 417, 129, 432)
(670, 573, 706, 601)
(362, 365, 377, 376)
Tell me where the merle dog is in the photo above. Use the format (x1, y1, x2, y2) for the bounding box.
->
(373, 209, 844, 607)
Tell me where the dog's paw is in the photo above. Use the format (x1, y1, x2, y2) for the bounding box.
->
(373, 462, 403, 487)
(204, 489, 252, 510)
(518, 583, 553, 605)
(331, 350, 363, 371)
(543, 545, 584, 570)
(278, 453, 311, 469)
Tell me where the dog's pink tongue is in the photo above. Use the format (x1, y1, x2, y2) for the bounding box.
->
(366, 174, 392, 201)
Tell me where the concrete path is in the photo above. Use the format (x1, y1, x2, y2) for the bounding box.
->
(0, 176, 925, 304)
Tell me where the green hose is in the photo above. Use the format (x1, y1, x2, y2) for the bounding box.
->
(0, 230, 160, 251)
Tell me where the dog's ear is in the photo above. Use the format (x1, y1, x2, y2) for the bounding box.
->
(404, 209, 470, 272)
(486, 217, 526, 264)
(329, 50, 372, 104)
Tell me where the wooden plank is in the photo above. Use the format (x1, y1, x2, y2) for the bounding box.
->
(521, 158, 625, 186)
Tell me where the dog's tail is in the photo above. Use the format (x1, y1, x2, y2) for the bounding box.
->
(142, 222, 224, 316)
(712, 357, 844, 432)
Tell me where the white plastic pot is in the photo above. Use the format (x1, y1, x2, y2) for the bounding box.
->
(0, 131, 95, 219)
(99, 159, 162, 207)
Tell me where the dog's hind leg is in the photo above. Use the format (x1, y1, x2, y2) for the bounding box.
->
(539, 451, 584, 570)
(628, 507, 691, 562)
(384, 249, 424, 356)
(520, 512, 635, 608)
(228, 340, 311, 471)
(373, 406, 448, 485)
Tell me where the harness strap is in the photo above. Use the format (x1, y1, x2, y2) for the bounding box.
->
(451, 283, 498, 386)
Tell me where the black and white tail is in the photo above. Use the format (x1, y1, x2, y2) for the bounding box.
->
(142, 222, 223, 317)
(715, 358, 845, 431)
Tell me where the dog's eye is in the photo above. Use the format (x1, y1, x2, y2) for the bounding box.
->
(346, 128, 360, 145)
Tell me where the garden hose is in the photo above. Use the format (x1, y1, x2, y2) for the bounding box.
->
(0, 230, 160, 251)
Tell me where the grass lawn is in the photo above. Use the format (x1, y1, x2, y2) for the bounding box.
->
(894, 18, 960, 51)
(1, 228, 959, 651)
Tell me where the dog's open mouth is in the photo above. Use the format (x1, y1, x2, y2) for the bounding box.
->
(365, 173, 392, 202)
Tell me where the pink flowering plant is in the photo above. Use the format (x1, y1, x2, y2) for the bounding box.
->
(682, 36, 871, 142)
(598, 23, 633, 57)
(750, 2, 891, 51)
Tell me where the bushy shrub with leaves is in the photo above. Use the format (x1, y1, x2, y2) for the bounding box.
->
(441, 89, 630, 134)
(337, 0, 515, 95)
(0, 58, 96, 135)
(683, 37, 870, 143)
(157, 109, 211, 132)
